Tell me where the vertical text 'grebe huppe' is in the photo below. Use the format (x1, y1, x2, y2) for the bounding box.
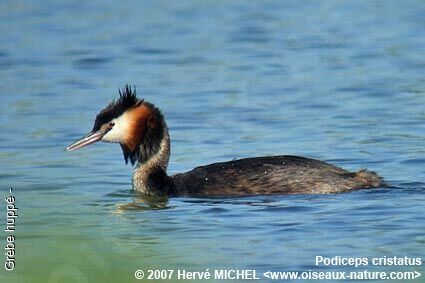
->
(66, 86, 385, 197)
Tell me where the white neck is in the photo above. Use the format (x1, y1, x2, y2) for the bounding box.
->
(132, 127, 170, 193)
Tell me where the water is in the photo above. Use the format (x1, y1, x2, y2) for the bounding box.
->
(0, 1, 424, 282)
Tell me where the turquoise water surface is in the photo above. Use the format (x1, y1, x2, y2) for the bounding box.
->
(0, 1, 424, 282)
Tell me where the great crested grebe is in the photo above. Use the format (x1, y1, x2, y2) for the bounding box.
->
(66, 86, 385, 197)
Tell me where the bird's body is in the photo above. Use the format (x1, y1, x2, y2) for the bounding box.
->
(66, 86, 385, 197)
(172, 156, 383, 197)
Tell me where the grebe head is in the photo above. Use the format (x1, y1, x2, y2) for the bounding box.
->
(66, 85, 167, 166)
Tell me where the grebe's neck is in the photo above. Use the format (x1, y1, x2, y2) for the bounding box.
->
(132, 125, 174, 195)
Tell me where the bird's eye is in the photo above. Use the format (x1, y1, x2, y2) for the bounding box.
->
(109, 122, 115, 127)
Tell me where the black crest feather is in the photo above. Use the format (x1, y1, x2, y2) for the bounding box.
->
(92, 85, 143, 131)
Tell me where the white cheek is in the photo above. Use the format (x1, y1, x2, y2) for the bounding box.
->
(102, 115, 130, 143)
(102, 127, 121, 143)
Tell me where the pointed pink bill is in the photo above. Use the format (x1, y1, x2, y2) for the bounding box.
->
(66, 130, 105, 151)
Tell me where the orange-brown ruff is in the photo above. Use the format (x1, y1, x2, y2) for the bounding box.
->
(66, 86, 385, 197)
